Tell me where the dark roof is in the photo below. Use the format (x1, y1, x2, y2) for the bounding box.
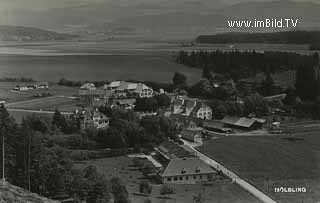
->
(221, 116, 240, 125)
(162, 157, 216, 177)
(157, 140, 194, 159)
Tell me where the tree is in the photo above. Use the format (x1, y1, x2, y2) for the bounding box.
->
(110, 177, 130, 203)
(172, 72, 187, 88)
(139, 181, 152, 195)
(202, 65, 214, 81)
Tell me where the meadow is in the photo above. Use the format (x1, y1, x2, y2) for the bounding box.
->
(198, 134, 320, 203)
(74, 156, 260, 203)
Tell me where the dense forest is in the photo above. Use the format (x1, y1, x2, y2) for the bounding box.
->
(196, 31, 320, 44)
(176, 50, 318, 80)
(310, 43, 320, 50)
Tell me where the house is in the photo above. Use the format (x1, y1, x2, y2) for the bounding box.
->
(221, 116, 264, 131)
(191, 102, 212, 120)
(161, 157, 217, 184)
(77, 109, 109, 129)
(203, 120, 232, 133)
(180, 129, 202, 143)
(172, 98, 212, 120)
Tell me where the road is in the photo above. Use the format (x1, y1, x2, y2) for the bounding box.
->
(182, 139, 278, 203)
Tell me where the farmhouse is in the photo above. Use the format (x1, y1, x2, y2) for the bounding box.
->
(106, 81, 153, 98)
(77, 109, 109, 129)
(172, 98, 212, 120)
(112, 98, 136, 110)
(161, 157, 217, 184)
(180, 128, 202, 143)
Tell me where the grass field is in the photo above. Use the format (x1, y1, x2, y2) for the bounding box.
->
(0, 82, 77, 103)
(8, 110, 53, 123)
(198, 134, 320, 203)
(6, 96, 80, 112)
(74, 156, 260, 203)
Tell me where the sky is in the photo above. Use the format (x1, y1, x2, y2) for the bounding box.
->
(0, 0, 319, 11)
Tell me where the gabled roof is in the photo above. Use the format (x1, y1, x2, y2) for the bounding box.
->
(162, 157, 216, 177)
(263, 94, 287, 102)
(234, 117, 256, 128)
(117, 98, 136, 105)
(191, 102, 211, 114)
(108, 81, 121, 88)
(221, 116, 260, 128)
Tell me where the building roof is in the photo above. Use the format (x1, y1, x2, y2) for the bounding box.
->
(184, 100, 197, 109)
(108, 81, 121, 88)
(221, 116, 259, 128)
(221, 116, 240, 126)
(191, 102, 211, 114)
(162, 157, 216, 177)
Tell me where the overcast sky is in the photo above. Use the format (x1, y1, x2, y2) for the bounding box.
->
(0, 0, 319, 11)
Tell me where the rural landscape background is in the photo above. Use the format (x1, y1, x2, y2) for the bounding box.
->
(1, 0, 320, 203)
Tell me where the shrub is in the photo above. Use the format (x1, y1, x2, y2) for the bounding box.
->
(160, 185, 174, 195)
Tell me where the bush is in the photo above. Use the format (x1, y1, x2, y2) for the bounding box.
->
(160, 185, 174, 195)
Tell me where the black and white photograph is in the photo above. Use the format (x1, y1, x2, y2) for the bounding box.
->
(0, 0, 320, 202)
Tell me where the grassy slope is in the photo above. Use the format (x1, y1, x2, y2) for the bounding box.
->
(0, 181, 59, 203)
(198, 134, 320, 203)
(74, 156, 261, 203)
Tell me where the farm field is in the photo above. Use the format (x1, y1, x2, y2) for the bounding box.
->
(198, 134, 320, 203)
(8, 110, 53, 123)
(74, 156, 260, 203)
(0, 82, 77, 103)
(6, 96, 81, 112)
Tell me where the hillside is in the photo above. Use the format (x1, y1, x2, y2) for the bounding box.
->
(0, 181, 60, 203)
(196, 31, 320, 44)
(0, 25, 77, 41)
(217, 0, 320, 22)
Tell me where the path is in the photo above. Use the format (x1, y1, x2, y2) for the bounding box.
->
(182, 139, 278, 203)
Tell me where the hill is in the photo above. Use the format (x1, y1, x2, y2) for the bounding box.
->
(0, 181, 60, 203)
(196, 31, 320, 44)
(217, 0, 320, 22)
(0, 25, 77, 41)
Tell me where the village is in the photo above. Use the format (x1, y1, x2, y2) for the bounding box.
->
(1, 64, 320, 203)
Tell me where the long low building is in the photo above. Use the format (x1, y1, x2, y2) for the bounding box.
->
(161, 157, 217, 184)
(221, 116, 266, 131)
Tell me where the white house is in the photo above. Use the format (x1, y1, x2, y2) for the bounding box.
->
(106, 81, 153, 98)
(161, 157, 217, 184)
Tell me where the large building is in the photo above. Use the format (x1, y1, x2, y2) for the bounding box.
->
(76, 109, 110, 129)
(106, 81, 153, 98)
(161, 157, 217, 184)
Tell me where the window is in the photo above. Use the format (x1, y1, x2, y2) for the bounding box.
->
(186, 176, 189, 180)
(167, 177, 171, 181)
(200, 175, 202, 179)
(179, 177, 183, 180)
(174, 177, 178, 181)
(193, 176, 196, 179)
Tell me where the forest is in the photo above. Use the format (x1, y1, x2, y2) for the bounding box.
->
(176, 50, 318, 80)
(196, 31, 320, 44)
